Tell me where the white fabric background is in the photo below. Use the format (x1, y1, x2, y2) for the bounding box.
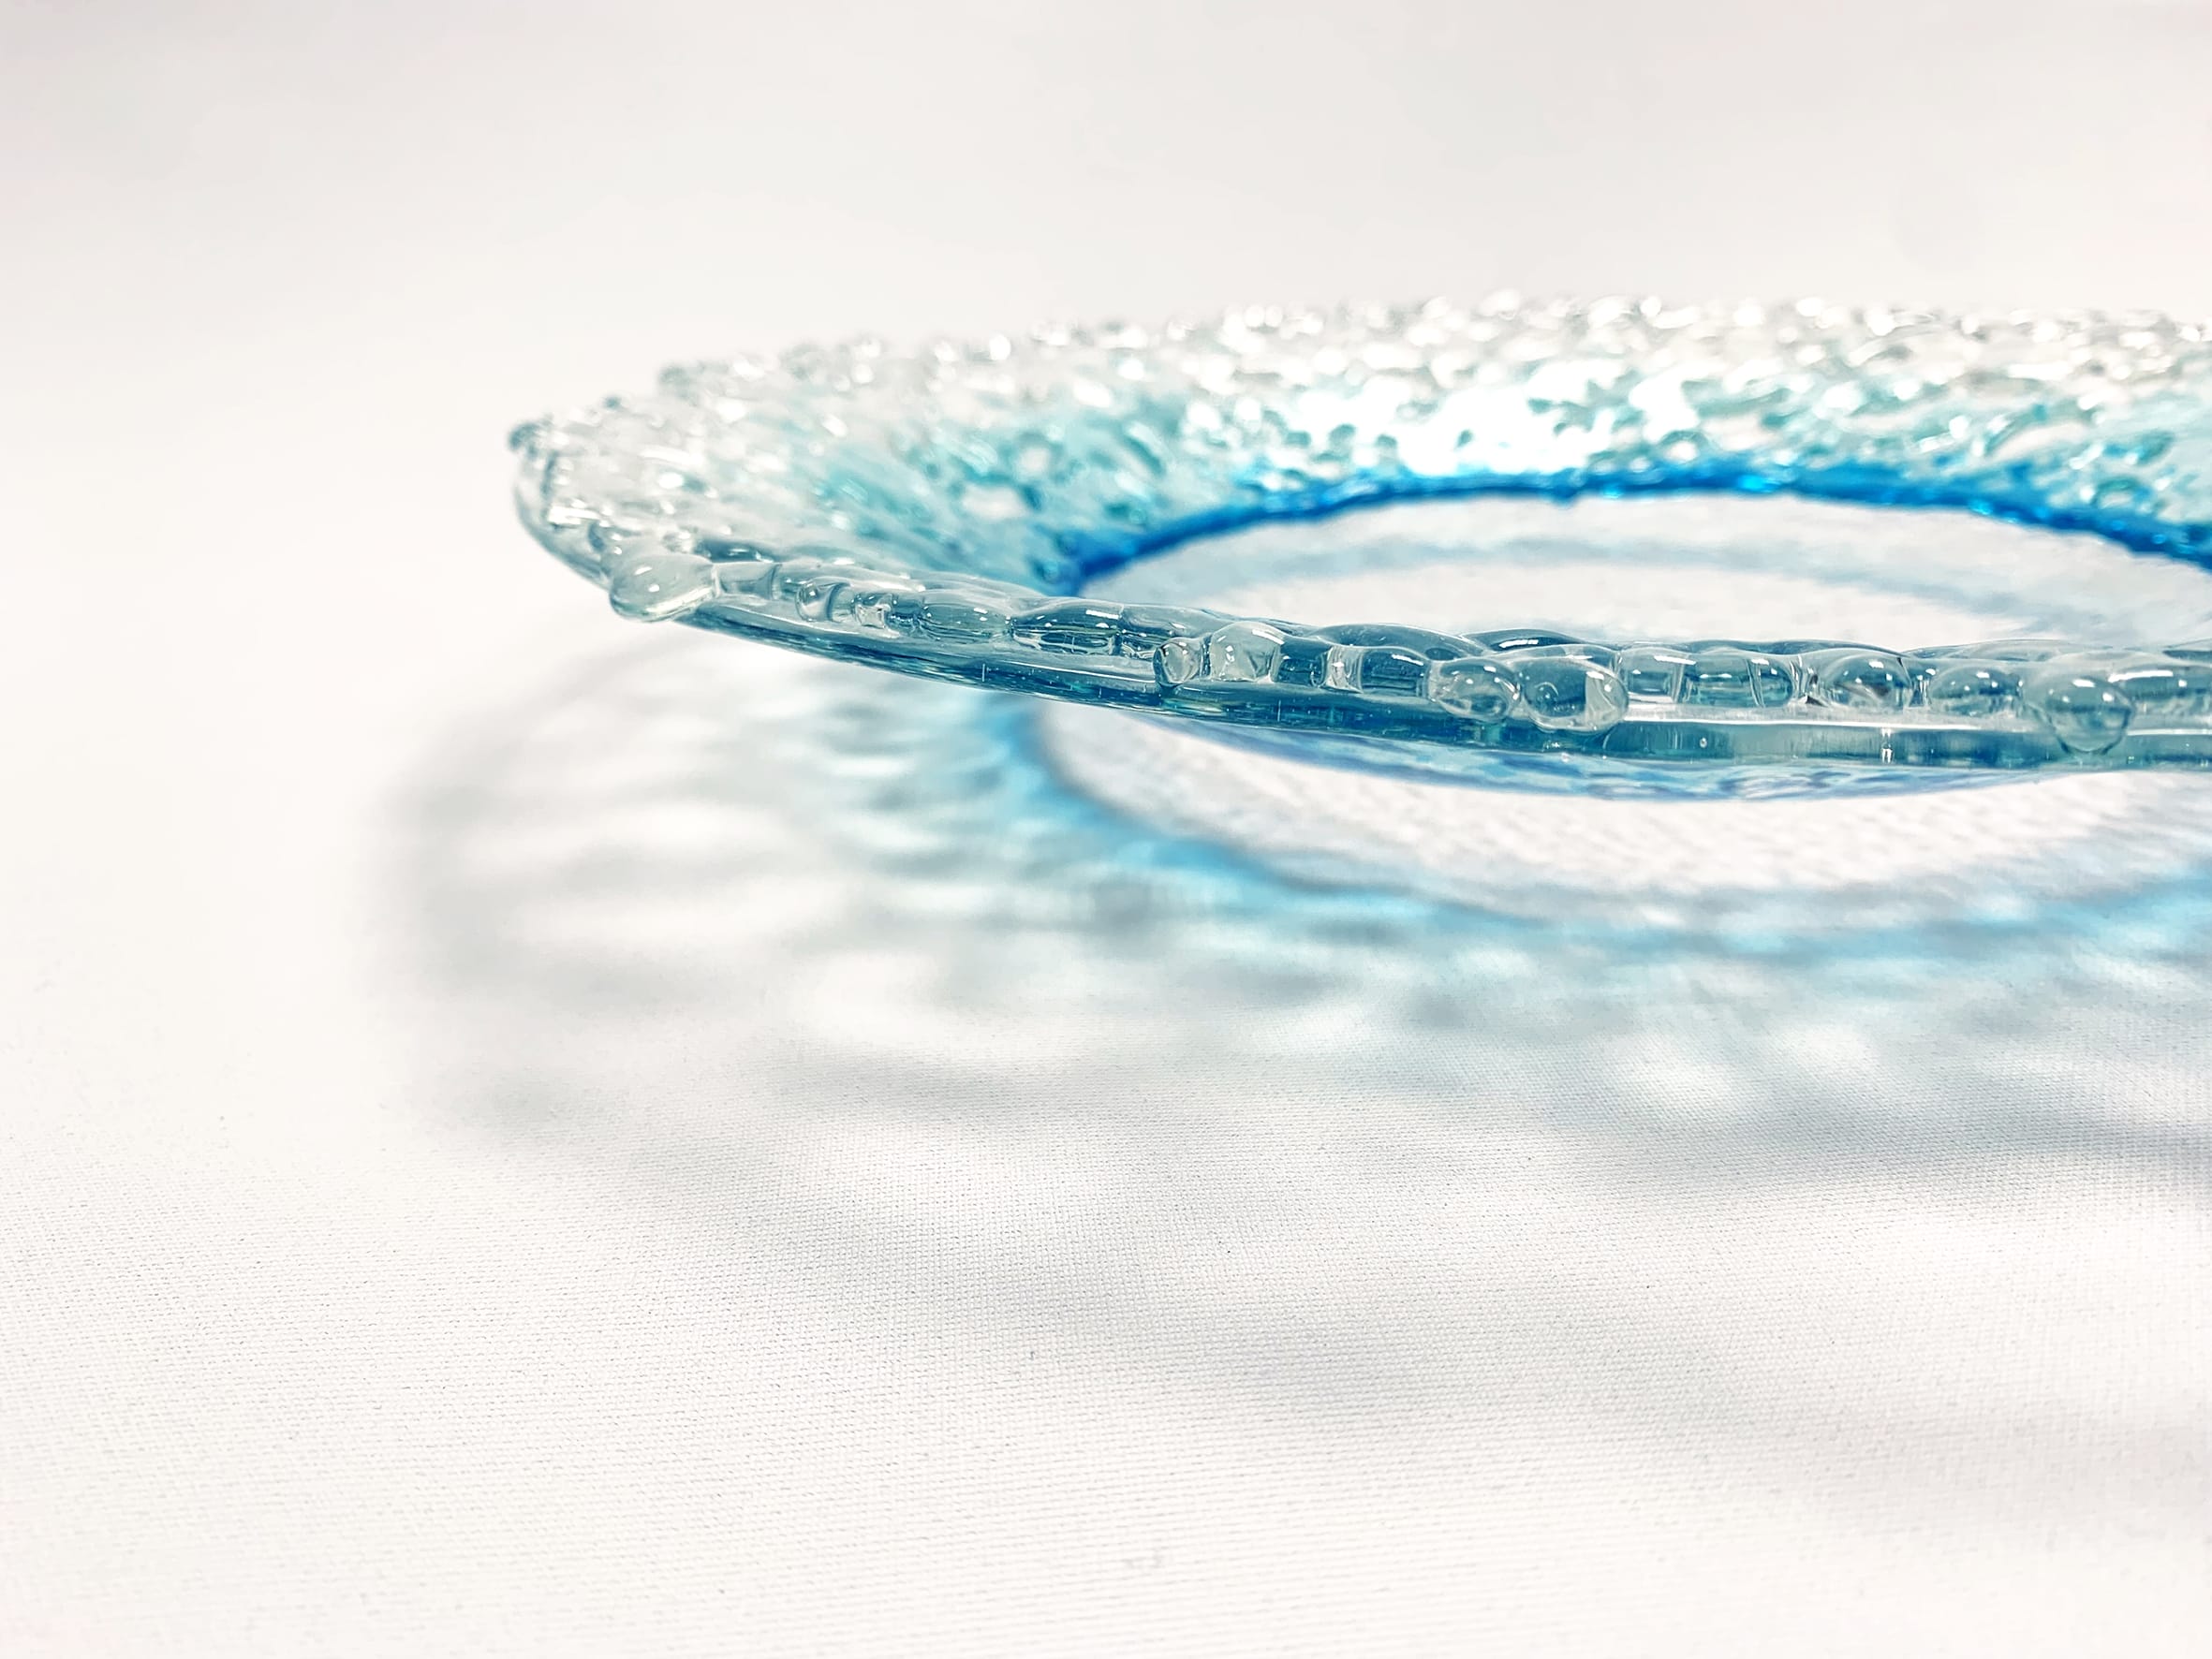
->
(6, 2, 2212, 1653)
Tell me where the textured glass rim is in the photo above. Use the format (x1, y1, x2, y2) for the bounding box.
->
(510, 297, 2212, 772)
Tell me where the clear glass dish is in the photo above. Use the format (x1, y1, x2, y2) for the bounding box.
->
(510, 298, 2212, 778)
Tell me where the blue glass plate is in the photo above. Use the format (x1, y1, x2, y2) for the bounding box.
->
(511, 299, 2212, 776)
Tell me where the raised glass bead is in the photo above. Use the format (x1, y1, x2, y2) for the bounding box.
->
(1155, 635, 1204, 687)
(1007, 599, 1130, 654)
(1922, 662, 2020, 719)
(1616, 645, 1693, 700)
(1804, 649, 1913, 712)
(884, 590, 1018, 643)
(1515, 657, 1629, 733)
(712, 557, 779, 601)
(2019, 665, 2133, 753)
(1679, 648, 1797, 708)
(1325, 643, 1433, 698)
(1203, 621, 1288, 683)
(772, 559, 851, 620)
(827, 571, 923, 629)
(607, 547, 716, 621)
(1272, 633, 1335, 689)
(697, 538, 778, 601)
(1427, 655, 1519, 722)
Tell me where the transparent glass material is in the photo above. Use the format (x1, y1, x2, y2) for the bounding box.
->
(510, 299, 2212, 774)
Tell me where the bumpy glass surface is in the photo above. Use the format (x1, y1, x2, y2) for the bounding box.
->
(510, 298, 2212, 773)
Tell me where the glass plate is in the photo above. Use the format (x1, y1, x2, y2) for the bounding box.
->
(511, 298, 2212, 776)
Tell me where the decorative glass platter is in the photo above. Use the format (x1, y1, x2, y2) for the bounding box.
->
(511, 298, 2212, 783)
